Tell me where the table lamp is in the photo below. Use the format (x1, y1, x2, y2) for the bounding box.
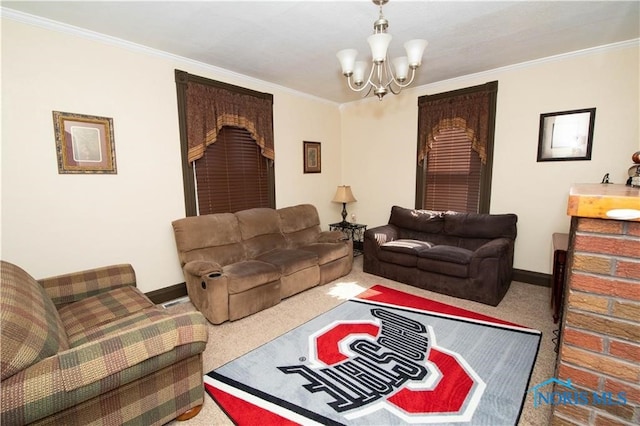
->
(332, 185, 357, 224)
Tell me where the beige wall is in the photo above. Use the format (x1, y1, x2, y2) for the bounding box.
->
(340, 43, 639, 274)
(1, 18, 342, 292)
(2, 15, 638, 293)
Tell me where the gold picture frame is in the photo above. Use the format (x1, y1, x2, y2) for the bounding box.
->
(303, 141, 321, 173)
(53, 111, 117, 174)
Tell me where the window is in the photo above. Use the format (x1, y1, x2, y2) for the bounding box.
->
(175, 70, 275, 216)
(195, 126, 271, 214)
(424, 127, 481, 212)
(416, 81, 497, 213)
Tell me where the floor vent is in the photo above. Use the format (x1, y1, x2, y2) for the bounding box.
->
(161, 296, 190, 309)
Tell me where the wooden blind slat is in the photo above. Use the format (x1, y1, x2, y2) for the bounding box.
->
(195, 126, 270, 214)
(424, 127, 481, 213)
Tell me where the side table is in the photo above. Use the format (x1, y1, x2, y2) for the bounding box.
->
(329, 222, 367, 256)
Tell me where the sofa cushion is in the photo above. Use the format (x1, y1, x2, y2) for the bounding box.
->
(417, 245, 473, 278)
(378, 250, 419, 267)
(419, 245, 473, 264)
(444, 212, 518, 239)
(224, 260, 281, 294)
(299, 242, 350, 265)
(58, 286, 155, 347)
(0, 261, 69, 380)
(277, 204, 322, 247)
(381, 239, 434, 255)
(388, 206, 445, 233)
(64, 307, 167, 347)
(416, 258, 470, 278)
(377, 240, 435, 267)
(172, 213, 245, 267)
(256, 249, 318, 276)
(237, 208, 287, 258)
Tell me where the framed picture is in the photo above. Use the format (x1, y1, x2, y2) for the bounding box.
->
(53, 111, 117, 174)
(537, 108, 596, 162)
(303, 141, 321, 173)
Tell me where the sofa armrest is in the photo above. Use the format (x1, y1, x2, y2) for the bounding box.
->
(318, 230, 347, 243)
(0, 311, 208, 424)
(364, 225, 399, 247)
(39, 264, 136, 307)
(469, 238, 515, 292)
(472, 238, 511, 259)
(184, 260, 223, 278)
(183, 260, 228, 324)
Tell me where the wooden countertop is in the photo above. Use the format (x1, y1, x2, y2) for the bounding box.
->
(567, 183, 640, 221)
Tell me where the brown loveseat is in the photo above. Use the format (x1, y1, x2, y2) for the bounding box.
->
(172, 204, 353, 324)
(363, 206, 518, 306)
(0, 261, 209, 425)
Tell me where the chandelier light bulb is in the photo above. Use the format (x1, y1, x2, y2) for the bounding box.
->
(367, 33, 392, 63)
(405, 39, 428, 67)
(336, 49, 358, 75)
(336, 0, 428, 100)
(353, 61, 367, 85)
(392, 56, 409, 81)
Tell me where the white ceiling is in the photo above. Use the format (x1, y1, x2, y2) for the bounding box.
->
(3, 1, 639, 103)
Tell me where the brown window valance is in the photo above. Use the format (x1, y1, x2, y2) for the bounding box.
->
(185, 80, 274, 163)
(418, 83, 496, 166)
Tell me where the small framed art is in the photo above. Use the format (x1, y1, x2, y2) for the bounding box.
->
(303, 141, 321, 173)
(53, 111, 117, 174)
(537, 108, 595, 162)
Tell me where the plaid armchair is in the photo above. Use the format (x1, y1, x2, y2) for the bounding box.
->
(0, 261, 209, 425)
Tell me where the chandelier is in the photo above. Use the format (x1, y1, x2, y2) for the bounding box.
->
(336, 0, 428, 101)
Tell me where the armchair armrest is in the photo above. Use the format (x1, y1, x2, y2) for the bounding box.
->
(318, 230, 347, 243)
(59, 311, 208, 391)
(39, 264, 136, 308)
(183, 260, 223, 278)
(0, 311, 208, 424)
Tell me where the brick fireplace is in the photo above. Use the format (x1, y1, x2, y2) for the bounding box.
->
(552, 184, 640, 425)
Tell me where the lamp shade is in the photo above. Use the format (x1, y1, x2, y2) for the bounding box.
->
(332, 185, 357, 204)
(367, 33, 392, 62)
(404, 39, 428, 67)
(336, 49, 358, 75)
(353, 61, 367, 85)
(392, 56, 409, 80)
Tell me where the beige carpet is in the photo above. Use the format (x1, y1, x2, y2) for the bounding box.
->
(167, 256, 556, 426)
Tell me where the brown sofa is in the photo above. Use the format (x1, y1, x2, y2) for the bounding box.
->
(363, 206, 518, 306)
(172, 204, 353, 324)
(0, 261, 208, 425)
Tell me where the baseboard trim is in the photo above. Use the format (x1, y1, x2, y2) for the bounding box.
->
(144, 270, 551, 303)
(145, 282, 187, 305)
(513, 269, 551, 287)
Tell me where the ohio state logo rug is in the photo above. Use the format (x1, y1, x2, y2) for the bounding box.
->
(205, 285, 541, 425)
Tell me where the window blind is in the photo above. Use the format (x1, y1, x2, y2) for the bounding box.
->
(195, 126, 270, 214)
(424, 127, 481, 213)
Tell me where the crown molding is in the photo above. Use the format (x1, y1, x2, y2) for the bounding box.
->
(413, 38, 639, 96)
(0, 7, 338, 106)
(3, 7, 635, 107)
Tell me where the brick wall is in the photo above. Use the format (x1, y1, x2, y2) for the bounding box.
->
(552, 218, 640, 425)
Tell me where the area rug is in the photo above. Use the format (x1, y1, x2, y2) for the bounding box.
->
(204, 285, 541, 425)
